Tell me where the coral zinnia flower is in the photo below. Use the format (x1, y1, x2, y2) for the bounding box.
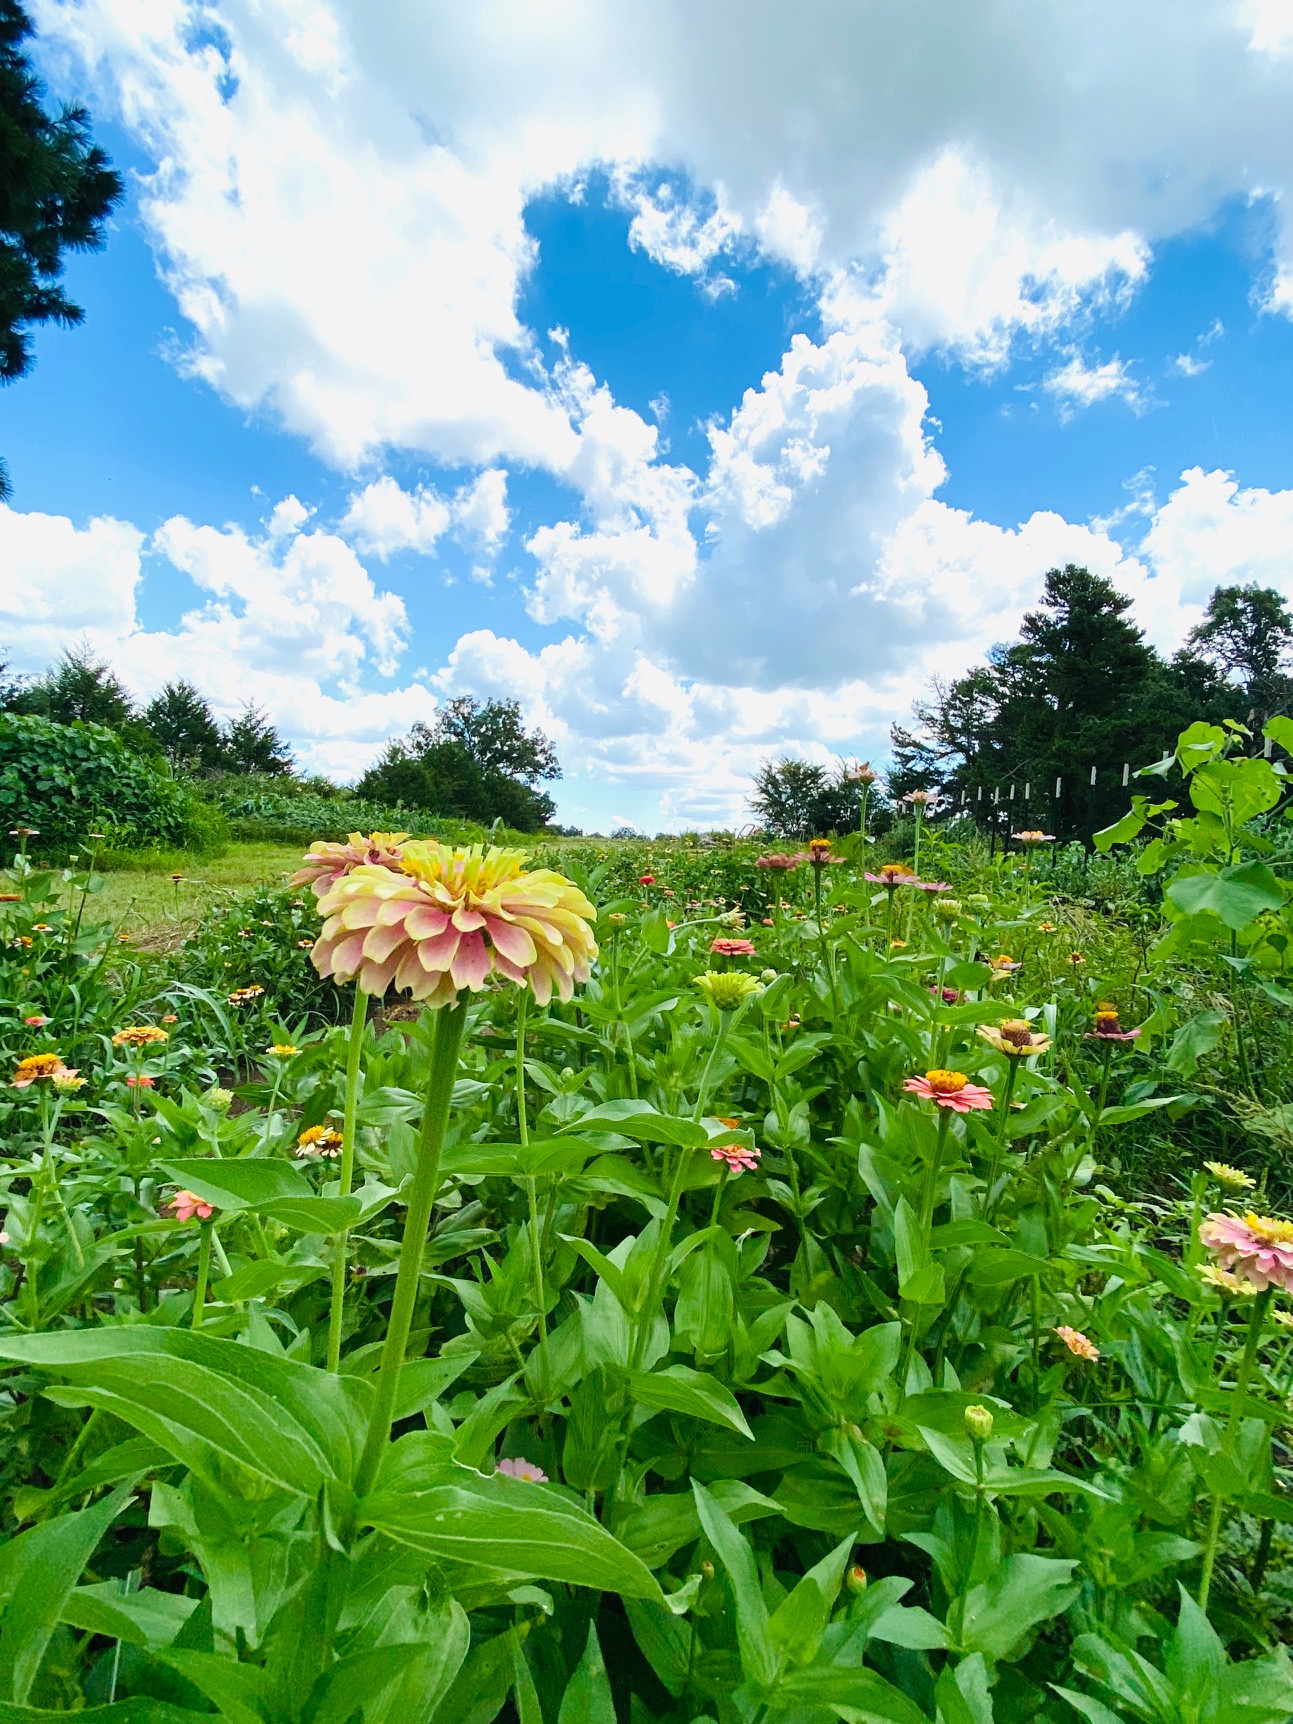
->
(978, 1018, 1051, 1056)
(1087, 1007, 1140, 1041)
(12, 1053, 78, 1088)
(638, 874, 656, 886)
(113, 1025, 169, 1047)
(711, 937, 756, 956)
(496, 1456, 547, 1481)
(292, 831, 410, 898)
(167, 1190, 215, 1223)
(125, 1074, 155, 1088)
(903, 1069, 993, 1112)
(1054, 1325, 1099, 1360)
(1013, 830, 1056, 843)
(312, 841, 598, 1008)
(711, 1141, 760, 1174)
(297, 1124, 345, 1157)
(1204, 1160, 1255, 1191)
(1199, 1211, 1293, 1293)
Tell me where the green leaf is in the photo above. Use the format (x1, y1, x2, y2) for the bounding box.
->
(692, 1481, 780, 1691)
(0, 1330, 368, 1494)
(951, 1553, 1080, 1659)
(1164, 1010, 1227, 1079)
(557, 1624, 616, 1724)
(60, 1580, 198, 1648)
(769, 1534, 856, 1666)
(1165, 861, 1284, 931)
(156, 1649, 272, 1724)
(362, 1464, 661, 1599)
(965, 1250, 1051, 1288)
(775, 1665, 931, 1723)
(625, 1364, 753, 1438)
(159, 1159, 361, 1232)
(934, 1654, 992, 1724)
(0, 1706, 213, 1723)
(0, 1487, 131, 1702)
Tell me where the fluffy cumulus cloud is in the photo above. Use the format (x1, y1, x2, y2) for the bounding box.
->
(21, 1, 1293, 824)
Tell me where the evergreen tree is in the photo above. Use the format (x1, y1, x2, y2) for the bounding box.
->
(145, 680, 224, 773)
(359, 699, 561, 831)
(221, 703, 293, 776)
(890, 565, 1245, 839)
(18, 644, 137, 727)
(1, 1, 123, 497)
(1183, 583, 1293, 726)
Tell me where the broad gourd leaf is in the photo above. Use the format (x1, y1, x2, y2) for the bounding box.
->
(1165, 861, 1284, 931)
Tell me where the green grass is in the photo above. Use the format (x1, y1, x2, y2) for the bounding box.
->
(89, 843, 304, 948)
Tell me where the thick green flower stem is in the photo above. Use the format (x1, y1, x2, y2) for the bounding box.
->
(354, 998, 469, 1498)
(917, 1106, 954, 1238)
(515, 988, 548, 1344)
(326, 987, 369, 1374)
(1198, 1286, 1272, 1612)
(812, 862, 839, 1016)
(191, 1221, 213, 1330)
(983, 1058, 1020, 1221)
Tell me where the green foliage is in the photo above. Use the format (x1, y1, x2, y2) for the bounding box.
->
(3, 743, 1293, 1718)
(891, 566, 1246, 834)
(749, 755, 870, 838)
(0, 712, 217, 854)
(359, 699, 560, 832)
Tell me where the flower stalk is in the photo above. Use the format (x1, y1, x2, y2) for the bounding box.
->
(354, 997, 469, 1497)
(326, 986, 369, 1374)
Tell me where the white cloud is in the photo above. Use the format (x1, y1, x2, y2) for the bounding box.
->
(1043, 351, 1151, 420)
(23, 1, 1293, 824)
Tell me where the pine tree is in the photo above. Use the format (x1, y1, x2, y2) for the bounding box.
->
(1, 1, 123, 497)
(145, 680, 224, 773)
(221, 703, 293, 776)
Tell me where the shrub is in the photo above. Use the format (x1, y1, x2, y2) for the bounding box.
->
(0, 712, 212, 855)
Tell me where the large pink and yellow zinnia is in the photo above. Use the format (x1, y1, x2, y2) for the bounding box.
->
(311, 840, 598, 1007)
(1198, 1210, 1293, 1294)
(292, 831, 411, 898)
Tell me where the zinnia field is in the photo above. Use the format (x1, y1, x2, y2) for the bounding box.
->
(6, 718, 1293, 1723)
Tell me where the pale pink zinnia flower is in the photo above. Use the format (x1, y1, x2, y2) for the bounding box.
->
(496, 1456, 548, 1482)
(166, 1190, 215, 1224)
(711, 1141, 761, 1174)
(903, 1070, 994, 1112)
(711, 937, 756, 957)
(1054, 1325, 1099, 1360)
(1199, 1211, 1293, 1294)
(291, 831, 410, 898)
(312, 841, 598, 1008)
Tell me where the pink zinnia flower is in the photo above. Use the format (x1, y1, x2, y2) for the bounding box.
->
(496, 1456, 548, 1482)
(903, 1069, 994, 1112)
(711, 1141, 760, 1175)
(291, 831, 410, 898)
(167, 1190, 214, 1223)
(638, 874, 656, 886)
(755, 853, 799, 870)
(1087, 1005, 1141, 1042)
(929, 986, 960, 1004)
(1054, 1325, 1099, 1360)
(866, 865, 916, 887)
(711, 937, 756, 956)
(23, 1015, 48, 1026)
(125, 1074, 156, 1088)
(312, 841, 598, 1008)
(1199, 1211, 1293, 1294)
(913, 880, 951, 893)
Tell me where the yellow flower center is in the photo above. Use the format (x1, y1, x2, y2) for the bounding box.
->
(1094, 1010, 1120, 1028)
(926, 1069, 968, 1094)
(1243, 1212, 1293, 1247)
(15, 1053, 61, 1079)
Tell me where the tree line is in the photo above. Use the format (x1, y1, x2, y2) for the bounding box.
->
(751, 570, 1293, 841)
(2, 647, 563, 831)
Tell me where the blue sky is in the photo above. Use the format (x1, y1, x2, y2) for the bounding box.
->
(5, 2, 1293, 831)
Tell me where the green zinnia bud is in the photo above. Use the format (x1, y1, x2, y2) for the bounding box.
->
(206, 1086, 235, 1113)
(694, 971, 763, 1011)
(964, 1404, 994, 1443)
